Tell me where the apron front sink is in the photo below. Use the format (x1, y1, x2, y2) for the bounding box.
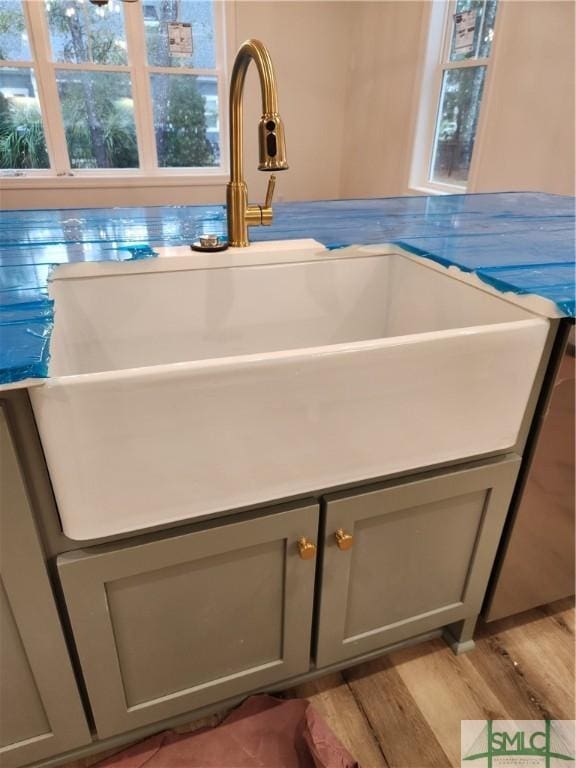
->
(30, 248, 549, 539)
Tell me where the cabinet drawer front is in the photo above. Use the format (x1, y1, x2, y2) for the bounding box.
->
(316, 458, 520, 667)
(58, 503, 319, 738)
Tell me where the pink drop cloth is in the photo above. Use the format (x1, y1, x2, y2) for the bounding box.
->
(95, 695, 359, 768)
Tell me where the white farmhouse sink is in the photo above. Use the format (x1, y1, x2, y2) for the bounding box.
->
(30, 247, 549, 540)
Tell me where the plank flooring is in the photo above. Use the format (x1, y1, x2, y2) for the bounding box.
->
(68, 597, 574, 768)
(287, 598, 575, 767)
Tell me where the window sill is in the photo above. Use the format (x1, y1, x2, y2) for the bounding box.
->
(408, 181, 468, 196)
(0, 173, 229, 190)
(408, 185, 447, 196)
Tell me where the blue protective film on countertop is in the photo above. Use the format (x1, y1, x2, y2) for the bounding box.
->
(1, 191, 574, 385)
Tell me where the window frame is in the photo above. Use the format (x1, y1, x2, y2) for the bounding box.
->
(0, 0, 230, 184)
(408, 0, 498, 195)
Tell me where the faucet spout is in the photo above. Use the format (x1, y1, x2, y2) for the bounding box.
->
(227, 39, 288, 247)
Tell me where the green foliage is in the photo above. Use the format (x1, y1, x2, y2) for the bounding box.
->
(0, 91, 49, 169)
(155, 76, 215, 168)
(58, 73, 138, 168)
(46, 0, 127, 65)
(0, 5, 25, 60)
(102, 103, 139, 168)
(44, 0, 138, 168)
(0, 0, 216, 170)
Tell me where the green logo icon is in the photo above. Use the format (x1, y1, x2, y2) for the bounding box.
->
(462, 720, 574, 767)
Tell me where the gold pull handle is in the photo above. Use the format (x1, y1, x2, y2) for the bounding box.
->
(264, 174, 276, 209)
(335, 528, 353, 551)
(297, 537, 317, 560)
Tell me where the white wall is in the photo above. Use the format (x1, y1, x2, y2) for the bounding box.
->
(235, 1, 353, 202)
(1, 0, 574, 210)
(341, 0, 576, 198)
(0, 178, 226, 210)
(340, 1, 428, 198)
(0, 0, 353, 210)
(469, 0, 575, 195)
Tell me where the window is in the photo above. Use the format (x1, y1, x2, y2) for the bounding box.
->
(411, 0, 498, 192)
(0, 0, 225, 177)
(0, 1, 50, 170)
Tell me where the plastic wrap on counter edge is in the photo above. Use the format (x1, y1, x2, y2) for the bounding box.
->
(0, 193, 574, 386)
(394, 243, 576, 317)
(0, 245, 158, 384)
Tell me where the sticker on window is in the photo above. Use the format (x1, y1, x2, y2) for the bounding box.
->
(453, 10, 477, 55)
(168, 23, 193, 57)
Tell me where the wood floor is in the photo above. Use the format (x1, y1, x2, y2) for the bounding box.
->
(70, 598, 574, 768)
(286, 598, 575, 767)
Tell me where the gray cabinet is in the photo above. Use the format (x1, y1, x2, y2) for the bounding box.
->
(58, 502, 319, 739)
(315, 456, 520, 667)
(57, 458, 520, 743)
(0, 408, 91, 768)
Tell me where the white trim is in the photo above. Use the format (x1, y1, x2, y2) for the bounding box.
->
(402, 1, 433, 194)
(466, 0, 504, 192)
(213, 0, 230, 176)
(124, 0, 157, 171)
(0, 173, 228, 190)
(408, 182, 463, 196)
(148, 66, 223, 77)
(442, 57, 489, 71)
(407, 187, 446, 196)
(48, 61, 131, 72)
(440, 0, 457, 62)
(24, 0, 70, 172)
(408, 0, 449, 192)
(0, 60, 33, 68)
(0, 169, 60, 178)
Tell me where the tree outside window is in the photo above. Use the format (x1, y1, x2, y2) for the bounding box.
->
(0, 0, 223, 174)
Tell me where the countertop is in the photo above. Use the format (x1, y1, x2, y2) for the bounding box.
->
(1, 191, 574, 386)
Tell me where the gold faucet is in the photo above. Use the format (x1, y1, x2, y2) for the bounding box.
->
(226, 39, 288, 247)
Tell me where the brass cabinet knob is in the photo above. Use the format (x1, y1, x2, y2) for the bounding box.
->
(297, 537, 317, 560)
(335, 528, 354, 550)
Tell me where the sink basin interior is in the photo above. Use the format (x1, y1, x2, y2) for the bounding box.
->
(48, 252, 534, 378)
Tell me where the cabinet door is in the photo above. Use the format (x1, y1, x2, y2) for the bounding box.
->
(316, 457, 520, 667)
(0, 407, 91, 768)
(58, 502, 319, 739)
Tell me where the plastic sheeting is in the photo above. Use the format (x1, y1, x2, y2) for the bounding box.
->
(94, 695, 358, 767)
(0, 241, 158, 383)
(0, 192, 574, 385)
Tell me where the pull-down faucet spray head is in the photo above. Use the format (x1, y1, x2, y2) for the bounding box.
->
(258, 114, 288, 171)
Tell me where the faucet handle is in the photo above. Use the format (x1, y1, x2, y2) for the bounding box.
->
(259, 174, 276, 227)
(264, 174, 276, 209)
(247, 174, 277, 229)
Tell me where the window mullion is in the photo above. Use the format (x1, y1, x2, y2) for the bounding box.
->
(427, 0, 451, 185)
(0, 60, 34, 68)
(474, 0, 489, 59)
(440, 0, 456, 65)
(148, 65, 221, 77)
(48, 61, 131, 73)
(123, 0, 157, 172)
(24, 0, 70, 174)
(443, 58, 490, 71)
(213, 0, 228, 174)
